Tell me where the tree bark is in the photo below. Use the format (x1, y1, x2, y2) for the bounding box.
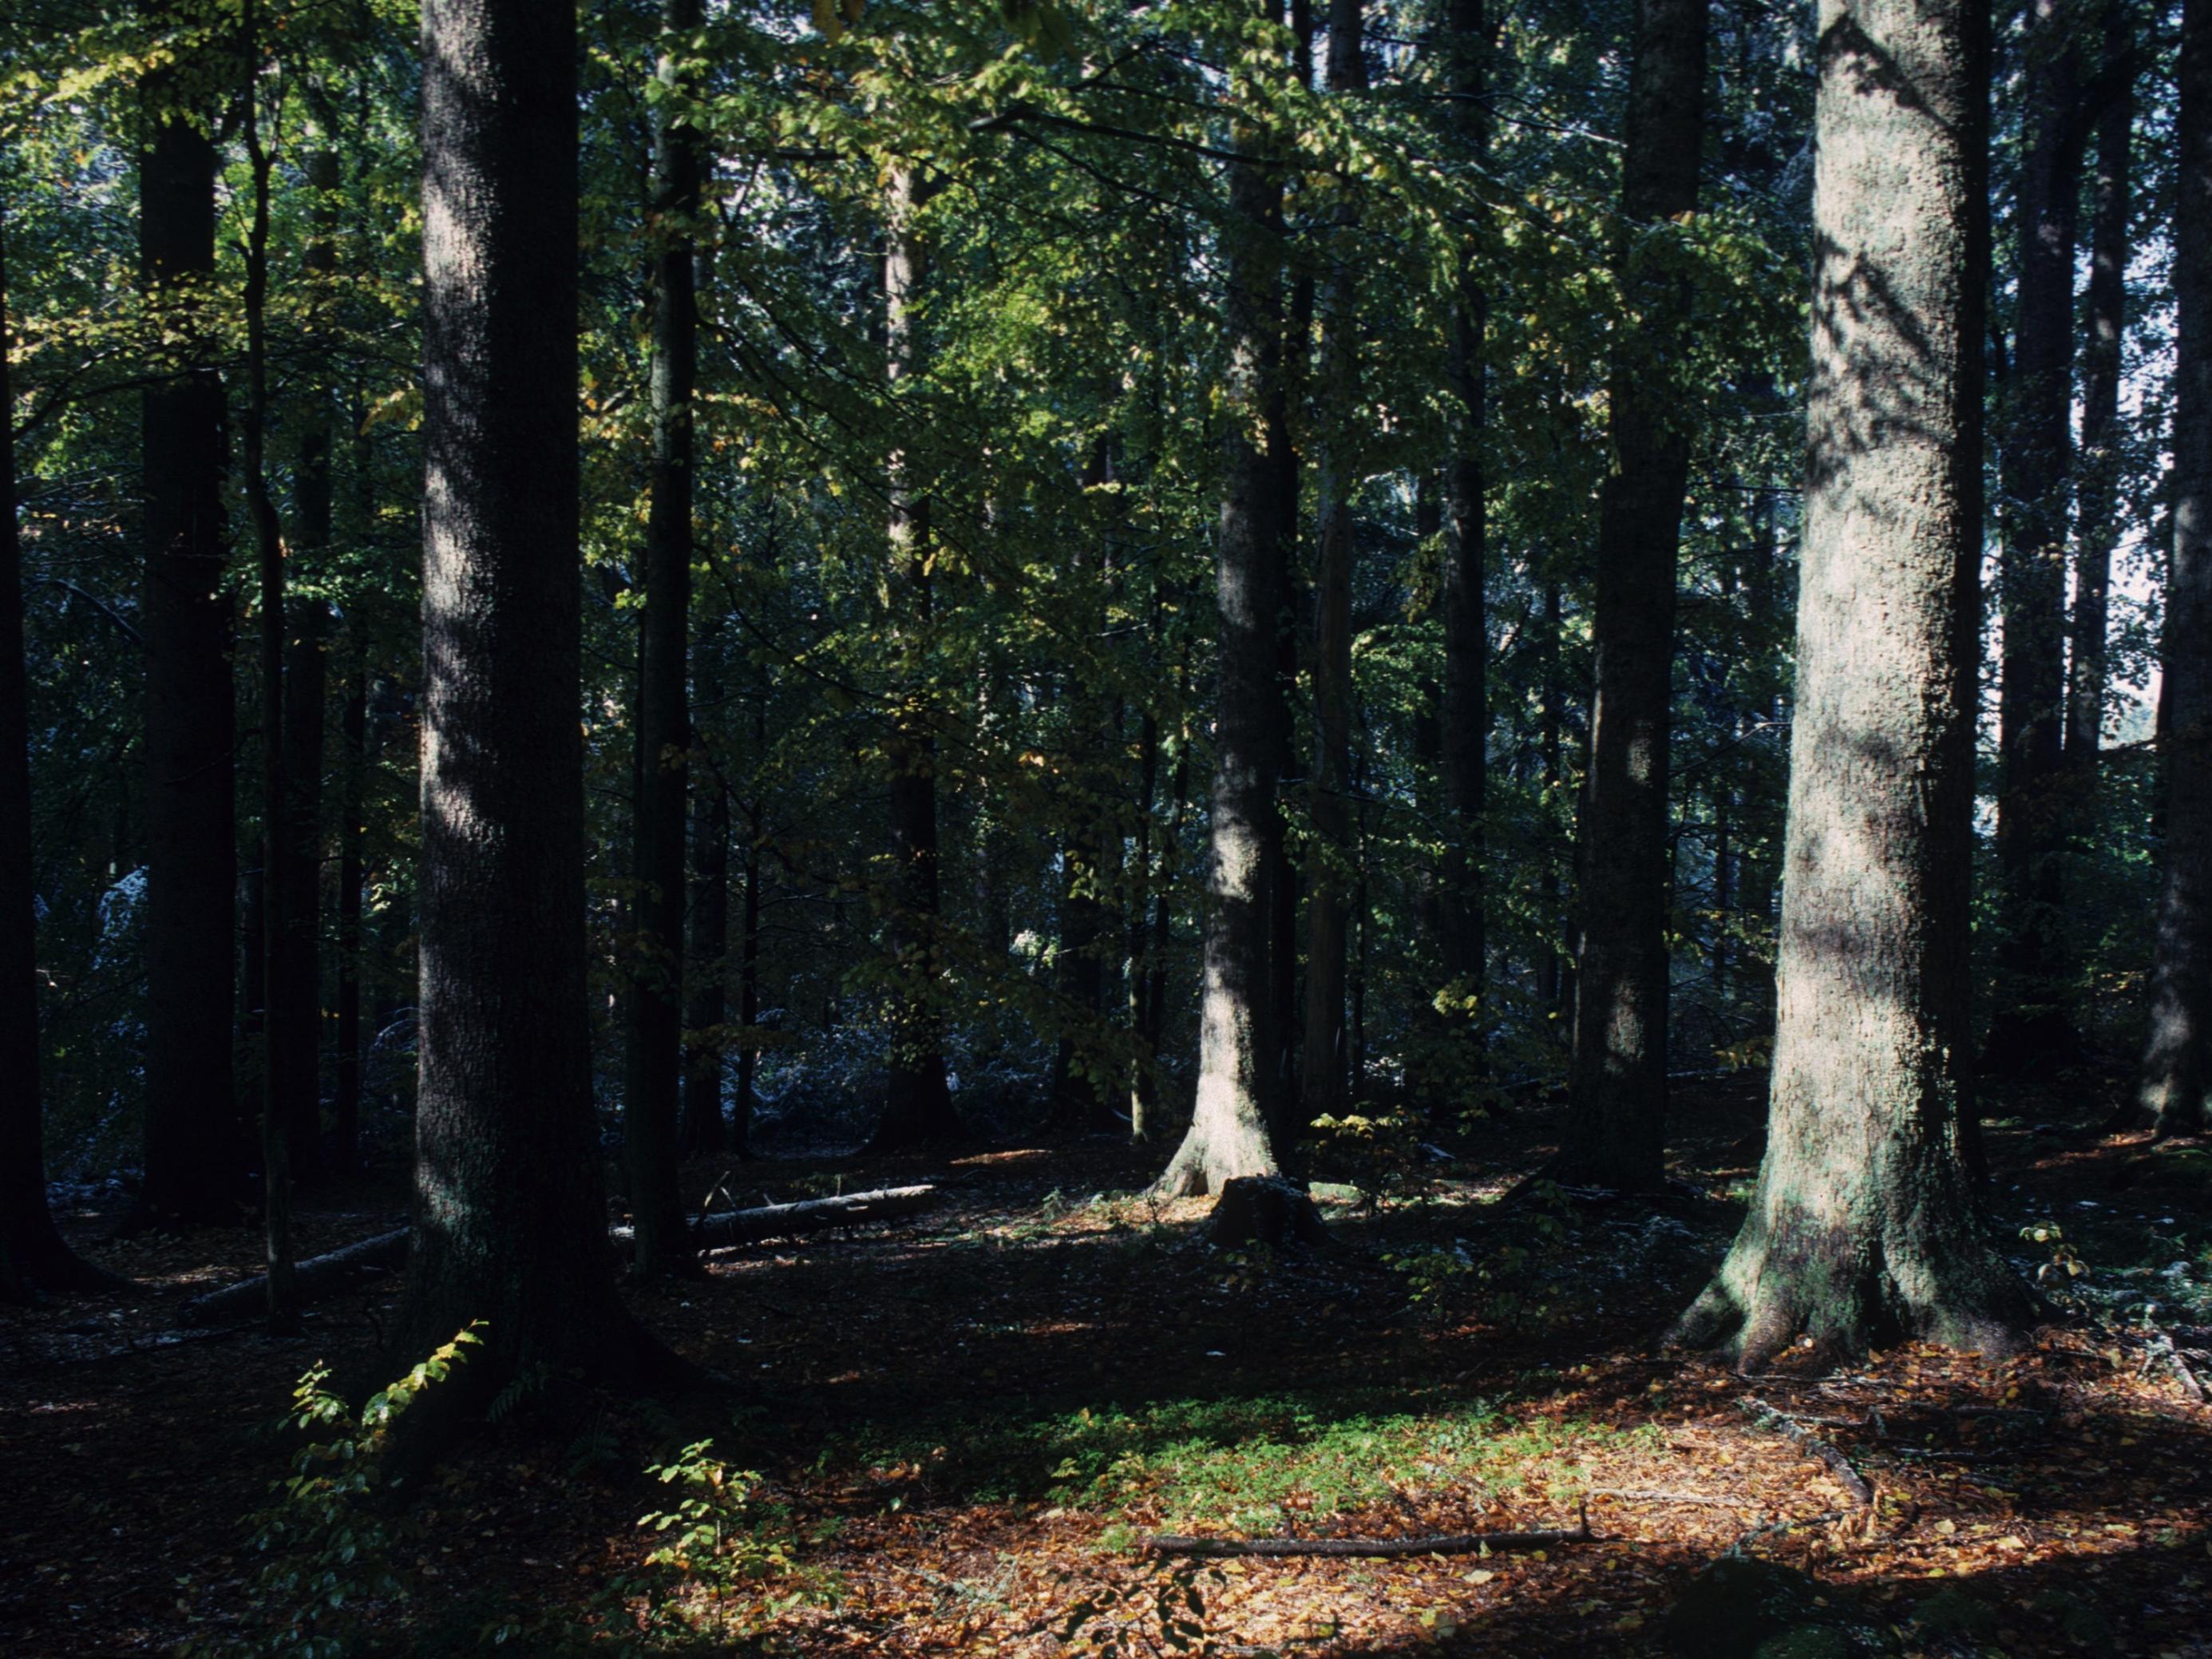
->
(133, 0, 239, 1232)
(1988, 0, 2087, 1071)
(399, 0, 641, 1388)
(1674, 0, 2034, 1364)
(2067, 3, 2134, 774)
(333, 665, 365, 1174)
(625, 0, 703, 1274)
(1298, 0, 1367, 1134)
(2, 207, 120, 1299)
(1439, 0, 1490, 1063)
(872, 165, 961, 1150)
(2140, 0, 2212, 1138)
(680, 635, 729, 1158)
(1562, 0, 1707, 1190)
(1159, 16, 1291, 1196)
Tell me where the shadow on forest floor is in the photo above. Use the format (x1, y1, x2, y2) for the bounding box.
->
(2, 1068, 2209, 1655)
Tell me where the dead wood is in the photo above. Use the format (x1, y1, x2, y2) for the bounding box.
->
(179, 1226, 410, 1327)
(1141, 1504, 1594, 1559)
(1739, 1396, 1874, 1507)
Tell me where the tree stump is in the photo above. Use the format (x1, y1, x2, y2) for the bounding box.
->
(1205, 1176, 1328, 1249)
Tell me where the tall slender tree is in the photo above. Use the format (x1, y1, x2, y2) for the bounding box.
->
(1561, 0, 1707, 1190)
(1988, 0, 2087, 1070)
(397, 0, 639, 1387)
(1298, 0, 1367, 1130)
(2139, 0, 2212, 1139)
(1676, 0, 2032, 1361)
(625, 0, 705, 1276)
(1159, 4, 1292, 1195)
(132, 0, 238, 1232)
(2, 208, 118, 1298)
(872, 164, 961, 1150)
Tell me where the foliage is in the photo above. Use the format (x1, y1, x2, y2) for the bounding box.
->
(181, 1326, 482, 1659)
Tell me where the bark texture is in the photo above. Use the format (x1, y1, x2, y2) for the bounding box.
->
(1562, 0, 1706, 1190)
(1988, 0, 2086, 1070)
(2, 212, 116, 1298)
(625, 0, 702, 1274)
(1675, 0, 2034, 1364)
(1159, 35, 1289, 1197)
(135, 4, 239, 1231)
(400, 0, 637, 1384)
(872, 167, 961, 1150)
(2140, 0, 2212, 1138)
(1299, 0, 1367, 1132)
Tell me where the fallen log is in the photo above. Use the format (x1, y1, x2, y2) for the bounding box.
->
(180, 1226, 410, 1327)
(181, 1186, 941, 1327)
(1142, 1506, 1594, 1560)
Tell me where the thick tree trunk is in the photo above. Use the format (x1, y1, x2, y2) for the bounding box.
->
(680, 637, 729, 1157)
(1159, 34, 1290, 1197)
(1439, 0, 1489, 1062)
(873, 166, 961, 1151)
(1988, 0, 2087, 1071)
(625, 0, 702, 1274)
(2067, 5, 2134, 774)
(2140, 0, 2212, 1138)
(133, 4, 239, 1232)
(398, 0, 641, 1387)
(1674, 0, 2034, 1364)
(1299, 0, 1367, 1134)
(2, 211, 118, 1299)
(1562, 0, 1706, 1190)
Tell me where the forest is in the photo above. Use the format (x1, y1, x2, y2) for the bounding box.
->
(3, 0, 2212, 1653)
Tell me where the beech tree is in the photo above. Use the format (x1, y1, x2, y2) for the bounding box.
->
(2140, 0, 2212, 1140)
(1676, 0, 2034, 1362)
(397, 0, 639, 1383)
(1561, 0, 1707, 1190)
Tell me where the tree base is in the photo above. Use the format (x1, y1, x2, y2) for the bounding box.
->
(1204, 1177, 1328, 1249)
(1670, 1212, 2037, 1369)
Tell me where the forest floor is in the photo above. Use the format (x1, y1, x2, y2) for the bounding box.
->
(3, 1072, 2210, 1657)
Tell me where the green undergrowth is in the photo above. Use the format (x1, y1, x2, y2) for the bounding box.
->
(823, 1387, 1651, 1538)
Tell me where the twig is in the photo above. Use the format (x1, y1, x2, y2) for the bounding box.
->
(2148, 1328, 2209, 1404)
(1142, 1503, 1595, 1560)
(1590, 1488, 1751, 1510)
(1727, 1509, 1845, 1556)
(1739, 1397, 1875, 1507)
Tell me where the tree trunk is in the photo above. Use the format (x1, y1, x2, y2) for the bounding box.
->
(872, 166, 961, 1151)
(242, 53, 298, 1331)
(681, 635, 729, 1158)
(1562, 0, 1706, 1190)
(1439, 0, 1489, 1062)
(1, 208, 118, 1298)
(399, 0, 641, 1388)
(1536, 577, 1565, 1033)
(625, 0, 702, 1275)
(133, 1, 239, 1232)
(333, 665, 365, 1174)
(1298, 0, 1367, 1134)
(1159, 25, 1291, 1196)
(2140, 0, 2212, 1138)
(1988, 0, 2087, 1071)
(2067, 3, 2134, 774)
(1674, 0, 2034, 1364)
(734, 785, 761, 1157)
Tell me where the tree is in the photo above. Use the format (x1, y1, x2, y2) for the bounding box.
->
(625, 0, 705, 1276)
(2139, 0, 2212, 1139)
(871, 164, 962, 1152)
(397, 0, 639, 1385)
(1159, 6, 1292, 1197)
(1560, 0, 1707, 1190)
(1988, 0, 2088, 1071)
(1674, 0, 2034, 1362)
(132, 0, 239, 1232)
(1298, 0, 1368, 1132)
(2, 205, 118, 1299)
